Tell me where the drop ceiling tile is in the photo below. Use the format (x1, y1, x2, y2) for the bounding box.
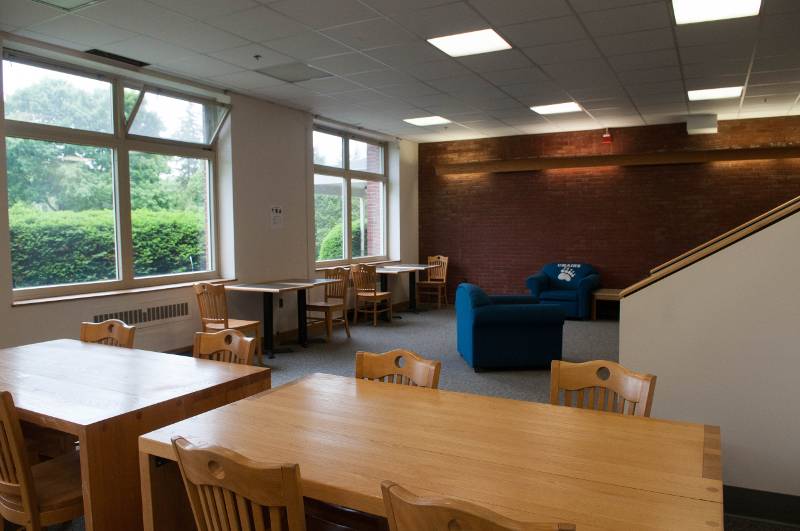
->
(322, 18, 417, 50)
(682, 61, 749, 79)
(522, 40, 601, 65)
(763, 0, 800, 14)
(212, 6, 305, 42)
(457, 49, 531, 73)
(580, 97, 635, 110)
(328, 89, 391, 104)
(688, 100, 741, 114)
(80, 0, 191, 36)
(27, 15, 135, 47)
(13, 28, 86, 49)
(472, 97, 525, 112)
(210, 44, 293, 70)
(541, 59, 618, 88)
(746, 82, 800, 96)
(569, 85, 628, 100)
(595, 115, 645, 127)
(366, 42, 443, 67)
(579, 2, 670, 37)
(0, 0, 62, 28)
(148, 0, 258, 21)
(675, 17, 758, 47)
(595, 28, 674, 56)
(104, 35, 196, 64)
(617, 66, 682, 85)
(748, 69, 800, 85)
(263, 32, 350, 61)
(310, 53, 386, 75)
(684, 74, 747, 90)
(159, 22, 249, 54)
(626, 79, 684, 96)
(641, 113, 685, 125)
(499, 16, 587, 48)
(270, 0, 379, 29)
(570, 0, 660, 12)
(680, 42, 755, 64)
(346, 69, 416, 87)
(468, 0, 571, 26)
(296, 76, 363, 94)
(423, 101, 479, 115)
(638, 103, 689, 115)
(742, 94, 796, 110)
(608, 49, 679, 72)
(208, 70, 285, 90)
(158, 54, 244, 78)
(482, 67, 548, 87)
(359, 0, 454, 17)
(379, 81, 441, 98)
(402, 59, 471, 81)
(501, 80, 565, 101)
(426, 74, 491, 94)
(752, 54, 800, 73)
(458, 91, 519, 106)
(392, 2, 486, 39)
(630, 92, 686, 106)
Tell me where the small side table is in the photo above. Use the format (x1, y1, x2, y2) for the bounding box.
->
(591, 288, 622, 320)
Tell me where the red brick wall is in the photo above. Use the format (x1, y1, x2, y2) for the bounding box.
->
(418, 116, 800, 296)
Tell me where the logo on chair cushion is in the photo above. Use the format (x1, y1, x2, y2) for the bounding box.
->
(557, 265, 577, 282)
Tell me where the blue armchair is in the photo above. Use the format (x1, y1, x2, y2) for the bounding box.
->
(526, 263, 600, 320)
(456, 283, 565, 371)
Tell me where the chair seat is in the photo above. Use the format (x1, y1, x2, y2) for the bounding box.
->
(205, 318, 260, 331)
(356, 291, 391, 300)
(540, 290, 578, 301)
(417, 280, 445, 287)
(0, 450, 83, 516)
(307, 300, 345, 311)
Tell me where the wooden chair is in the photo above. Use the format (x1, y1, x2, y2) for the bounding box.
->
(0, 391, 84, 531)
(355, 349, 441, 389)
(550, 360, 657, 417)
(351, 264, 392, 326)
(416, 255, 449, 309)
(307, 267, 351, 342)
(194, 282, 262, 361)
(193, 329, 256, 365)
(79, 318, 135, 347)
(172, 436, 306, 531)
(381, 481, 575, 531)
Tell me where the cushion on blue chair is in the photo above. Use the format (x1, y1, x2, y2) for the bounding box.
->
(540, 290, 578, 301)
(526, 263, 600, 320)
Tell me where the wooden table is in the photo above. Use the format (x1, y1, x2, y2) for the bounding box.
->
(591, 288, 622, 320)
(226, 279, 336, 358)
(139, 373, 723, 531)
(375, 264, 436, 313)
(0, 339, 270, 531)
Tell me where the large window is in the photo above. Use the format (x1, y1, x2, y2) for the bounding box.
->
(313, 129, 386, 264)
(2, 52, 228, 298)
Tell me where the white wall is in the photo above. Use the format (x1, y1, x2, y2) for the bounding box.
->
(0, 90, 419, 350)
(619, 212, 800, 496)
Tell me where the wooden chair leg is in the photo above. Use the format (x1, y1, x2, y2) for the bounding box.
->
(254, 326, 263, 364)
(373, 302, 378, 326)
(325, 311, 333, 342)
(343, 309, 351, 337)
(354, 299, 359, 325)
(388, 298, 393, 320)
(437, 288, 441, 309)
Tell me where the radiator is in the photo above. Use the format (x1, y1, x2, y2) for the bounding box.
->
(91, 300, 193, 328)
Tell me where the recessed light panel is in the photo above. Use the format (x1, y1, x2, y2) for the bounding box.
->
(427, 29, 511, 58)
(530, 102, 583, 115)
(688, 86, 743, 101)
(32, 0, 103, 10)
(672, 0, 761, 25)
(404, 116, 452, 126)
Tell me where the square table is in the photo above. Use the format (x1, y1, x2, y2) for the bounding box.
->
(375, 263, 436, 313)
(139, 373, 723, 531)
(0, 339, 270, 531)
(226, 279, 337, 359)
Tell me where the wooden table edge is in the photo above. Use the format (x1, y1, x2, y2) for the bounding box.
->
(703, 425, 722, 481)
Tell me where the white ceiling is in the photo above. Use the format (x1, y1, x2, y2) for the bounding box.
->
(3, 0, 800, 142)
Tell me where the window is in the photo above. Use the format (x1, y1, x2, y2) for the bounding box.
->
(3, 52, 228, 298)
(312, 128, 387, 263)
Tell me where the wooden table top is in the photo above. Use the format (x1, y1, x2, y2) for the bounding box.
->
(139, 373, 722, 530)
(226, 278, 336, 293)
(0, 339, 268, 431)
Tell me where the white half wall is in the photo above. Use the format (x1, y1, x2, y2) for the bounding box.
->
(619, 212, 800, 496)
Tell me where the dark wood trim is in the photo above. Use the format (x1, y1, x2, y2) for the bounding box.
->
(434, 146, 800, 175)
(724, 485, 800, 526)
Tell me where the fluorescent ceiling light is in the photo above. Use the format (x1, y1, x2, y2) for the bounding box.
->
(672, 0, 761, 25)
(427, 29, 511, 58)
(404, 116, 452, 126)
(530, 102, 582, 115)
(688, 86, 743, 101)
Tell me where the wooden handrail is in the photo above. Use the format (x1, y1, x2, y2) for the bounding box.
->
(434, 146, 800, 175)
(621, 195, 800, 298)
(649, 195, 800, 275)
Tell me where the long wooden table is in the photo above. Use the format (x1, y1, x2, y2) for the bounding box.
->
(0, 339, 270, 531)
(139, 373, 723, 530)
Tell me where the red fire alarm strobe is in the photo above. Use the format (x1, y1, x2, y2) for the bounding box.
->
(601, 128, 612, 144)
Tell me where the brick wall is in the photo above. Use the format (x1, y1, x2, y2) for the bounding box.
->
(418, 116, 800, 296)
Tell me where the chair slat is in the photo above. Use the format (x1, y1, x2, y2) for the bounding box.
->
(269, 506, 282, 531)
(236, 495, 253, 531)
(194, 329, 255, 366)
(80, 319, 135, 348)
(355, 349, 441, 389)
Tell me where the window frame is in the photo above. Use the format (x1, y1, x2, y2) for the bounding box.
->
(2, 50, 225, 301)
(313, 126, 388, 266)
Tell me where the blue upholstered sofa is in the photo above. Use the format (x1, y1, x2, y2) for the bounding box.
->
(526, 263, 600, 320)
(455, 283, 565, 371)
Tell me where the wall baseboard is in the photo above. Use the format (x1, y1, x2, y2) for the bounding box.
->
(724, 485, 800, 526)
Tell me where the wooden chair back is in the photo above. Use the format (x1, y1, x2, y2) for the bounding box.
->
(194, 282, 229, 329)
(550, 360, 656, 417)
(324, 267, 350, 301)
(0, 391, 38, 527)
(172, 436, 306, 531)
(80, 319, 136, 348)
(355, 349, 441, 389)
(427, 255, 448, 282)
(351, 264, 378, 295)
(381, 481, 575, 531)
(193, 330, 255, 365)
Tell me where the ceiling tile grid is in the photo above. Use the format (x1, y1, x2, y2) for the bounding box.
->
(2, 0, 800, 141)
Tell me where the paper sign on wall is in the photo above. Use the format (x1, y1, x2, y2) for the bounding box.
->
(270, 206, 284, 229)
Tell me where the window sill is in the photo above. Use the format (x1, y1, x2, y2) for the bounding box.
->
(11, 278, 236, 307)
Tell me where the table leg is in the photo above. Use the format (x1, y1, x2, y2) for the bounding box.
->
(263, 292, 275, 359)
(379, 274, 392, 322)
(140, 453, 195, 531)
(591, 296, 597, 321)
(297, 289, 308, 347)
(408, 271, 418, 312)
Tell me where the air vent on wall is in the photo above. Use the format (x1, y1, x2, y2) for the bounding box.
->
(85, 49, 149, 68)
(92, 301, 191, 329)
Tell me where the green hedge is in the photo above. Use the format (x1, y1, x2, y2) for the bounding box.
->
(9, 206, 207, 288)
(318, 221, 362, 261)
